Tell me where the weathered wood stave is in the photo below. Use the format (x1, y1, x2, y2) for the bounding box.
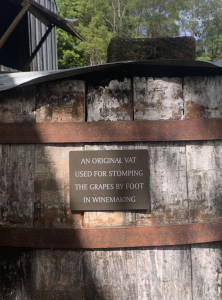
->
(0, 75, 222, 299)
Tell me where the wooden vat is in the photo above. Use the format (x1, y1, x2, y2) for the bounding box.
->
(0, 67, 222, 300)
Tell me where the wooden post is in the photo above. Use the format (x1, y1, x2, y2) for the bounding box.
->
(23, 25, 54, 71)
(33, 79, 85, 298)
(0, 2, 31, 50)
(85, 78, 134, 228)
(184, 76, 222, 300)
(84, 78, 137, 300)
(0, 87, 36, 230)
(133, 76, 192, 299)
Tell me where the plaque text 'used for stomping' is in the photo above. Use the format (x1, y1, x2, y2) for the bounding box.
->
(69, 150, 150, 211)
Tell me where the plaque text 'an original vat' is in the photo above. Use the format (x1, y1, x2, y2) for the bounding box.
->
(69, 150, 150, 211)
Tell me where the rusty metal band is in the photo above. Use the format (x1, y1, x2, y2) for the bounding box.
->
(0, 119, 222, 144)
(0, 221, 222, 249)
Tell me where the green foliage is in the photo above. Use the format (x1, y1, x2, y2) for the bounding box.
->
(196, 56, 211, 61)
(57, 0, 83, 68)
(57, 28, 83, 68)
(57, 0, 222, 69)
(180, 0, 222, 61)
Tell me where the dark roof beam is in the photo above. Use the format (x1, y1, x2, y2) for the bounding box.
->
(28, 5, 51, 27)
(23, 25, 54, 71)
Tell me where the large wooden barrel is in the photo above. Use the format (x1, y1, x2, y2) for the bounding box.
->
(0, 61, 222, 299)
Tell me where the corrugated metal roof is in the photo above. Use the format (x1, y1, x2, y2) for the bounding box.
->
(1, 60, 222, 91)
(52, 0, 59, 12)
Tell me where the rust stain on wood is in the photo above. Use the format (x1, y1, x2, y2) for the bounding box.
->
(36, 80, 85, 123)
(186, 100, 208, 119)
(34, 203, 83, 229)
(83, 211, 135, 228)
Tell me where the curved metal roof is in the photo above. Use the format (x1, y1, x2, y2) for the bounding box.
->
(1, 60, 222, 91)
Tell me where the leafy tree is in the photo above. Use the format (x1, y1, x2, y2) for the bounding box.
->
(76, 0, 135, 65)
(75, 0, 182, 64)
(179, 0, 201, 37)
(191, 0, 222, 60)
(132, 0, 181, 38)
(203, 10, 222, 60)
(57, 0, 83, 68)
(56, 0, 222, 68)
(76, 0, 112, 65)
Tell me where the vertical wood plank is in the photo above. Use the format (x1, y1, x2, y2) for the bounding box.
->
(186, 141, 222, 223)
(184, 76, 222, 120)
(35, 80, 85, 228)
(0, 87, 36, 123)
(0, 144, 35, 228)
(134, 77, 184, 121)
(137, 246, 191, 300)
(0, 87, 35, 299)
(84, 78, 139, 299)
(134, 76, 192, 300)
(0, 247, 33, 300)
(34, 144, 83, 229)
(148, 142, 188, 226)
(85, 78, 135, 227)
(84, 250, 137, 300)
(34, 79, 86, 299)
(134, 77, 187, 225)
(0, 87, 35, 228)
(184, 75, 222, 300)
(36, 80, 84, 123)
(32, 250, 84, 300)
(87, 78, 133, 122)
(83, 144, 136, 228)
(190, 242, 222, 300)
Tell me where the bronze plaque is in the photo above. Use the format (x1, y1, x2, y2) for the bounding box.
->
(69, 150, 150, 211)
